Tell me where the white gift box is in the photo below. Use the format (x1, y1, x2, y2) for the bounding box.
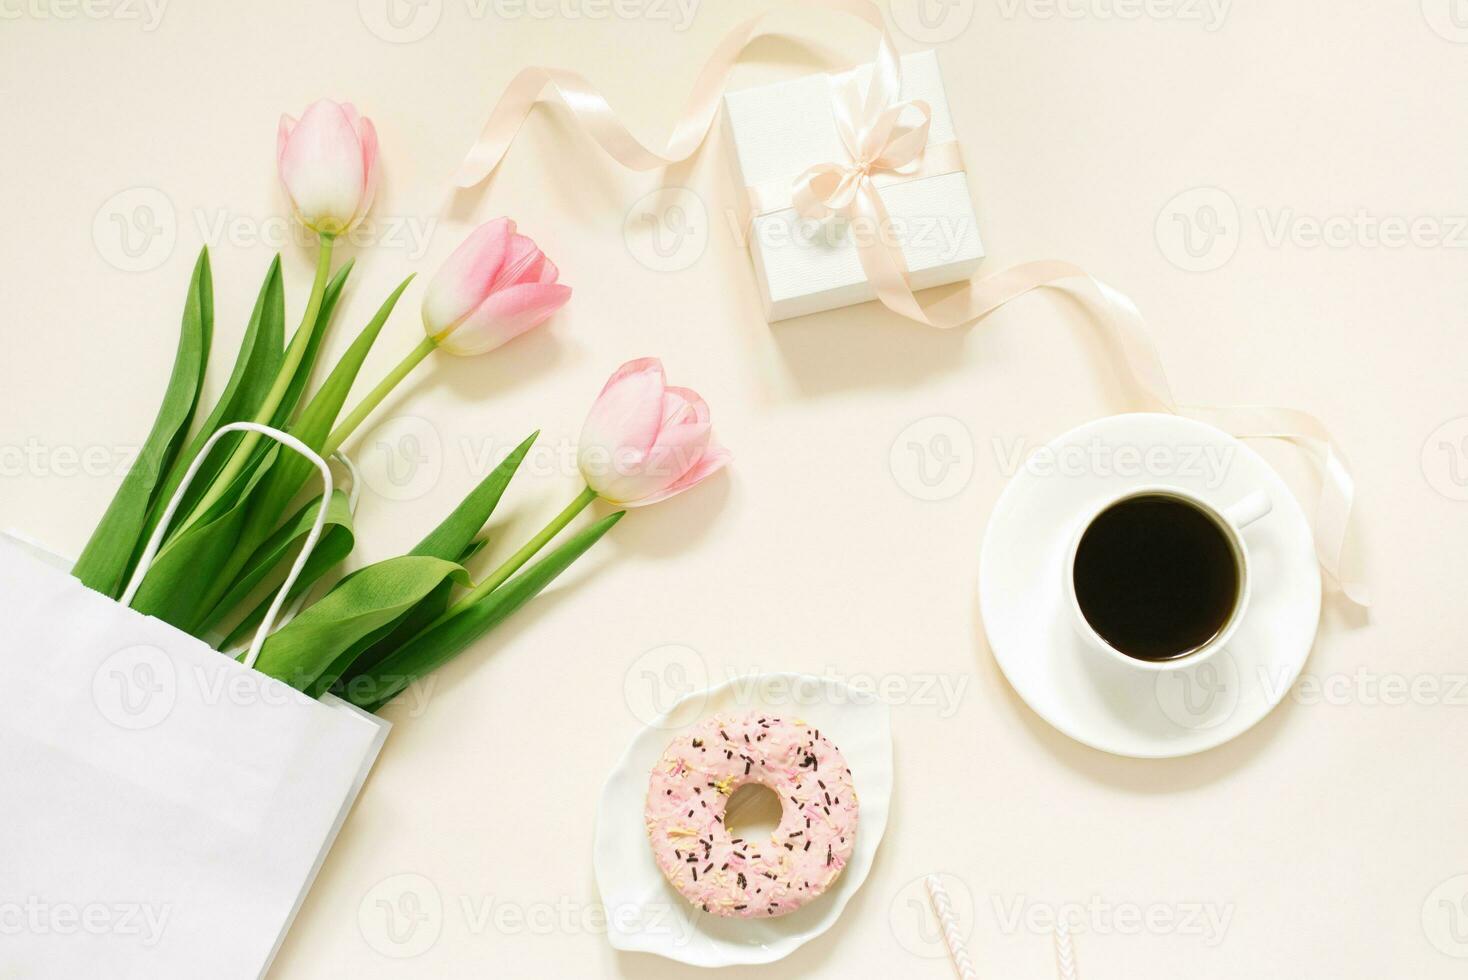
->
(0, 424, 387, 979)
(722, 49, 984, 321)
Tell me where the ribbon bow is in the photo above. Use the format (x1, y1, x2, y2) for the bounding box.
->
(791, 72, 932, 221)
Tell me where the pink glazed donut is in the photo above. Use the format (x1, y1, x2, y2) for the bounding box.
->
(644, 712, 859, 918)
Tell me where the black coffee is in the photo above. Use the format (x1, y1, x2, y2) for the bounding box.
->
(1071, 493, 1241, 661)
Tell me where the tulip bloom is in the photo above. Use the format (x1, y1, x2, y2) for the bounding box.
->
(277, 99, 380, 236)
(578, 358, 731, 507)
(439, 358, 729, 621)
(421, 217, 572, 356)
(323, 219, 571, 455)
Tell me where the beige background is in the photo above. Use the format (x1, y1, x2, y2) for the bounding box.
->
(3, 0, 1466, 976)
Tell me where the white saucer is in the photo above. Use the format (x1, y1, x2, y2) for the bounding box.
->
(979, 413, 1321, 758)
(593, 672, 893, 967)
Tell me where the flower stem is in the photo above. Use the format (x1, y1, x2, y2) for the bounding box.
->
(322, 335, 437, 457)
(175, 234, 336, 535)
(440, 485, 599, 621)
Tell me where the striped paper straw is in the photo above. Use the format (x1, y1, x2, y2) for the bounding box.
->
(924, 874, 978, 980)
(1054, 917, 1077, 980)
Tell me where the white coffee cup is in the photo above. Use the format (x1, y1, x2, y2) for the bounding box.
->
(1063, 485, 1272, 672)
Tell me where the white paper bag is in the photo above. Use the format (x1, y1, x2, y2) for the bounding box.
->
(0, 423, 388, 979)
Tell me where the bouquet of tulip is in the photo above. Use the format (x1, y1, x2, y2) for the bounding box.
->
(71, 99, 729, 711)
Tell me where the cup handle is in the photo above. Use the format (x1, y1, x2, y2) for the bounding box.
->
(1224, 490, 1272, 530)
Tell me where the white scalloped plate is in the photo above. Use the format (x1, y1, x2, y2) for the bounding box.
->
(593, 672, 893, 967)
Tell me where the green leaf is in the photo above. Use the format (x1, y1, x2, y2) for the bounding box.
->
(344, 511, 624, 712)
(143, 255, 286, 552)
(250, 275, 414, 546)
(302, 275, 414, 448)
(252, 555, 470, 692)
(200, 272, 411, 632)
(205, 490, 356, 645)
(73, 248, 214, 598)
(195, 259, 405, 627)
(320, 536, 488, 696)
(271, 257, 354, 429)
(126, 447, 276, 628)
(457, 537, 489, 565)
(366, 536, 489, 651)
(319, 437, 536, 692)
(308, 617, 404, 700)
(413, 432, 537, 560)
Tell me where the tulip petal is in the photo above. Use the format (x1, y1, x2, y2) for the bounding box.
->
(354, 114, 380, 225)
(646, 419, 712, 477)
(276, 114, 297, 169)
(621, 444, 732, 508)
(662, 385, 710, 425)
(538, 256, 560, 284)
(435, 281, 571, 356)
(495, 233, 548, 290)
(421, 217, 514, 340)
(593, 414, 712, 505)
(338, 102, 364, 130)
(579, 358, 667, 496)
(596, 357, 664, 399)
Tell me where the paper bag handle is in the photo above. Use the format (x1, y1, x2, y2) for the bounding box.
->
(119, 422, 334, 670)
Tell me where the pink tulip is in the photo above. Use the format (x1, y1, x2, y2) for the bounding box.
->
(277, 99, 379, 235)
(422, 218, 572, 356)
(578, 358, 731, 507)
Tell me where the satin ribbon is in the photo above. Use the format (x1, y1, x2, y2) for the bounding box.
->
(745, 139, 964, 220)
(448, 0, 1367, 608)
(451, 0, 894, 183)
(948, 261, 1368, 607)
